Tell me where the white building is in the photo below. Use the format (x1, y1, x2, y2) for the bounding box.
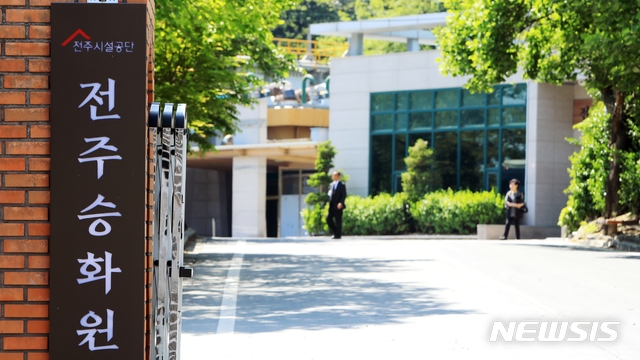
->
(185, 12, 592, 237)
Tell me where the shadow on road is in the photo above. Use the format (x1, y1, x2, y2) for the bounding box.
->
(182, 250, 472, 334)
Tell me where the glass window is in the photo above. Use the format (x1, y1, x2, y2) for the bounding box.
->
(396, 93, 408, 110)
(435, 111, 457, 128)
(462, 89, 485, 107)
(371, 135, 393, 195)
(435, 89, 459, 108)
(487, 108, 500, 126)
(460, 130, 485, 191)
(395, 113, 408, 131)
(372, 114, 393, 131)
(395, 134, 407, 171)
(502, 129, 526, 169)
(370, 85, 526, 194)
(433, 132, 458, 190)
(371, 93, 394, 112)
(410, 91, 433, 110)
(488, 86, 501, 105)
(502, 107, 526, 125)
(282, 172, 300, 195)
(502, 84, 527, 105)
(487, 130, 500, 168)
(461, 109, 484, 127)
(409, 112, 432, 130)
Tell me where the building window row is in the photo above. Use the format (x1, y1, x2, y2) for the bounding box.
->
(370, 84, 527, 195)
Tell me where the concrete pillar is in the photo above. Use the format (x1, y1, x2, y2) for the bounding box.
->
(348, 33, 364, 56)
(234, 98, 268, 145)
(524, 82, 575, 226)
(406, 38, 420, 52)
(232, 156, 267, 237)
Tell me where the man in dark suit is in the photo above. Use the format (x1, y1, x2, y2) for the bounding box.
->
(326, 171, 346, 239)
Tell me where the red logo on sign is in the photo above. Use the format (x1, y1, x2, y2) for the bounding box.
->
(61, 29, 91, 46)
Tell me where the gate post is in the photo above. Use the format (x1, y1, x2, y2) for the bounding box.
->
(150, 102, 192, 360)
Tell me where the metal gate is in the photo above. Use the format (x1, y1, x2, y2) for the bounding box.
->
(149, 102, 193, 360)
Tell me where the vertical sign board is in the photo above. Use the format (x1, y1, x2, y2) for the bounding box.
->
(50, 4, 147, 359)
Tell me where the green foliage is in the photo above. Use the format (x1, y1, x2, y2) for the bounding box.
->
(620, 150, 640, 216)
(401, 139, 433, 202)
(558, 102, 640, 231)
(302, 189, 503, 236)
(558, 103, 609, 231)
(435, 0, 640, 221)
(301, 203, 329, 235)
(302, 140, 336, 235)
(342, 193, 411, 235)
(155, 0, 297, 151)
(410, 189, 504, 234)
(273, 0, 358, 39)
(435, 0, 640, 94)
(305, 140, 336, 207)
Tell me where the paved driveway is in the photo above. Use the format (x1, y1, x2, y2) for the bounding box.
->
(180, 237, 640, 360)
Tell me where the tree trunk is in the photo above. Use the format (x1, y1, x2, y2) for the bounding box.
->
(601, 88, 630, 218)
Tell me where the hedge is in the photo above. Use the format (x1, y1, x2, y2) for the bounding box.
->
(410, 189, 504, 234)
(302, 190, 504, 236)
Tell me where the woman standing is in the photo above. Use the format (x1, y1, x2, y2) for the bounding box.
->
(500, 179, 526, 240)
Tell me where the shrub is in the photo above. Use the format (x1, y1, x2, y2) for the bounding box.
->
(558, 102, 610, 231)
(410, 189, 504, 234)
(401, 139, 433, 202)
(302, 140, 335, 236)
(301, 203, 329, 235)
(559, 101, 640, 231)
(342, 193, 410, 235)
(302, 190, 503, 236)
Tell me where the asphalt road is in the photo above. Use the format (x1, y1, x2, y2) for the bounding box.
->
(180, 237, 640, 360)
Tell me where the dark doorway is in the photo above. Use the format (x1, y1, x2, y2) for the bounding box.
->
(266, 172, 279, 237)
(266, 200, 279, 237)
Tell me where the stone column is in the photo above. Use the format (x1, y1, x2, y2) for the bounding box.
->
(524, 82, 575, 226)
(406, 38, 420, 52)
(232, 156, 266, 237)
(348, 33, 364, 56)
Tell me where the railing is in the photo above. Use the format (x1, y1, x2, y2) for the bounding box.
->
(273, 38, 348, 64)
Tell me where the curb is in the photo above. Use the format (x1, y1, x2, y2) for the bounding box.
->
(569, 237, 640, 252)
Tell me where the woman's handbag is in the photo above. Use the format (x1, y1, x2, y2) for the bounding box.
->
(521, 203, 529, 213)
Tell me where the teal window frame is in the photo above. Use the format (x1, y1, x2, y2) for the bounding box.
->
(369, 84, 527, 195)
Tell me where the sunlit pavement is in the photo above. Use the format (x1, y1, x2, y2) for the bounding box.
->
(180, 237, 640, 360)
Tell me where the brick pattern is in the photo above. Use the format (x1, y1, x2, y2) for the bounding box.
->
(0, 0, 155, 358)
(1, 0, 52, 357)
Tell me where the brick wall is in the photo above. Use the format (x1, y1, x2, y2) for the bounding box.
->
(0, 0, 155, 359)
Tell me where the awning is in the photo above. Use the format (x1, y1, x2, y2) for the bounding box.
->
(187, 141, 318, 171)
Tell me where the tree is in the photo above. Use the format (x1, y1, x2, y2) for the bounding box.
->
(305, 140, 336, 207)
(435, 0, 640, 218)
(155, 0, 298, 151)
(401, 139, 434, 201)
(302, 140, 339, 235)
(273, 0, 342, 39)
(559, 102, 640, 231)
